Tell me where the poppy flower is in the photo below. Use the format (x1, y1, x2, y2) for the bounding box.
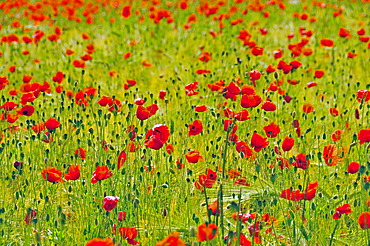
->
(16, 105, 34, 116)
(280, 188, 304, 201)
(338, 27, 351, 38)
(155, 231, 186, 246)
(64, 164, 80, 181)
(320, 39, 334, 47)
(22, 207, 38, 226)
(251, 46, 263, 56)
(91, 166, 113, 183)
(331, 129, 344, 142)
(185, 150, 204, 163)
(197, 223, 218, 242)
(333, 204, 352, 220)
(292, 153, 310, 170)
(42, 166, 64, 183)
(358, 212, 370, 229)
(136, 104, 159, 120)
(304, 181, 318, 200)
(282, 137, 294, 152)
(223, 82, 241, 100)
(145, 124, 170, 150)
(188, 120, 203, 136)
(356, 90, 370, 102)
(74, 147, 86, 160)
(86, 238, 114, 246)
(358, 128, 370, 144)
(165, 144, 174, 154)
(323, 144, 343, 166)
(194, 105, 207, 112)
(103, 196, 120, 211)
(134, 98, 145, 105)
(122, 5, 132, 19)
(45, 117, 60, 131)
(198, 51, 212, 62)
(0, 102, 17, 111)
(224, 119, 238, 133)
(303, 103, 314, 113)
(263, 122, 280, 138)
(234, 177, 251, 186)
(235, 110, 250, 121)
(159, 90, 166, 100)
(241, 94, 262, 108)
(348, 162, 360, 174)
(314, 69, 325, 78)
(236, 141, 254, 158)
(261, 101, 276, 111)
(118, 211, 127, 221)
(117, 151, 127, 169)
(250, 132, 269, 152)
(119, 227, 140, 245)
(23, 75, 33, 83)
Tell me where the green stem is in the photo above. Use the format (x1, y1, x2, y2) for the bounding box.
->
(329, 220, 340, 246)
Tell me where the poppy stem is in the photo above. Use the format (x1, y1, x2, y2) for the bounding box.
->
(328, 220, 340, 246)
(219, 183, 225, 240)
(203, 186, 211, 223)
(236, 188, 242, 245)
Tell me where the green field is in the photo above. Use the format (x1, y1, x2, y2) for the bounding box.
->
(0, 0, 370, 245)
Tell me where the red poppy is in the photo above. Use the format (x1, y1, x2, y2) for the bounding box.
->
(223, 82, 241, 101)
(42, 167, 64, 183)
(290, 60, 302, 69)
(86, 238, 114, 246)
(320, 39, 334, 47)
(188, 120, 203, 136)
(198, 51, 212, 62)
(263, 122, 280, 138)
(348, 162, 360, 174)
(356, 90, 370, 102)
(45, 117, 60, 131)
(64, 164, 80, 181)
(103, 196, 120, 211)
(304, 181, 318, 200)
(224, 119, 238, 133)
(359, 128, 370, 144)
(314, 69, 325, 78)
(117, 151, 127, 169)
(159, 90, 166, 100)
(155, 231, 186, 246)
(261, 101, 276, 111)
(250, 132, 269, 152)
(194, 105, 207, 112)
(15, 105, 34, 117)
(282, 137, 294, 152)
(0, 102, 17, 111)
(24, 208, 37, 225)
(333, 204, 352, 220)
(165, 144, 174, 154)
(197, 223, 218, 242)
(358, 212, 370, 229)
(236, 141, 254, 158)
(292, 153, 310, 170)
(122, 5, 132, 19)
(323, 144, 343, 166)
(280, 188, 304, 201)
(74, 147, 86, 160)
(338, 27, 351, 38)
(303, 103, 314, 113)
(23, 75, 33, 83)
(91, 166, 113, 183)
(73, 59, 86, 68)
(357, 28, 365, 36)
(241, 94, 262, 108)
(118, 211, 127, 221)
(119, 227, 140, 245)
(185, 150, 204, 163)
(235, 110, 250, 121)
(145, 124, 170, 150)
(251, 46, 263, 56)
(136, 104, 159, 120)
(331, 129, 344, 142)
(134, 98, 145, 105)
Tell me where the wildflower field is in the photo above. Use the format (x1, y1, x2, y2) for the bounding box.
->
(1, 0, 370, 245)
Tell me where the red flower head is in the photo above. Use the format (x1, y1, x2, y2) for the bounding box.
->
(24, 208, 37, 225)
(358, 212, 370, 229)
(91, 166, 113, 183)
(282, 137, 294, 152)
(0, 102, 17, 111)
(186, 150, 204, 163)
(52, 71, 64, 83)
(185, 81, 199, 96)
(119, 227, 140, 245)
(159, 90, 166, 100)
(263, 122, 280, 138)
(280, 188, 304, 201)
(314, 69, 325, 78)
(64, 164, 81, 181)
(86, 238, 114, 246)
(136, 104, 159, 120)
(74, 147, 86, 160)
(320, 39, 334, 47)
(194, 105, 207, 112)
(198, 51, 212, 62)
(303, 103, 314, 113)
(236, 141, 254, 158)
(251, 46, 263, 56)
(359, 128, 370, 144)
(235, 110, 250, 121)
(348, 162, 360, 174)
(122, 5, 132, 19)
(197, 223, 218, 242)
(250, 132, 269, 152)
(145, 124, 170, 150)
(188, 120, 203, 136)
(42, 167, 64, 183)
(103, 196, 120, 211)
(45, 117, 60, 131)
(292, 153, 310, 170)
(241, 94, 262, 108)
(356, 90, 370, 102)
(304, 181, 318, 200)
(333, 204, 352, 220)
(16, 105, 34, 116)
(155, 231, 186, 246)
(117, 151, 127, 169)
(261, 101, 276, 111)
